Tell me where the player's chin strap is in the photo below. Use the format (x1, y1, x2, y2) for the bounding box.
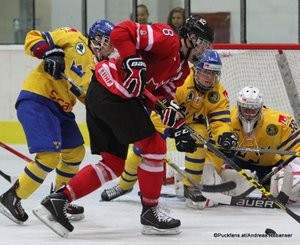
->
(143, 88, 300, 223)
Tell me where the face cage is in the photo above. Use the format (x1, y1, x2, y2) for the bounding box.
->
(194, 69, 220, 92)
(90, 35, 114, 60)
(187, 33, 211, 50)
(238, 106, 261, 122)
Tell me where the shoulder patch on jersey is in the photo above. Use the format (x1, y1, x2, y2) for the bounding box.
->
(278, 114, 288, 125)
(75, 42, 86, 55)
(266, 124, 278, 136)
(186, 91, 194, 101)
(207, 91, 220, 104)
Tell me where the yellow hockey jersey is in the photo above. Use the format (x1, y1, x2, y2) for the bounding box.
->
(20, 27, 95, 111)
(231, 106, 300, 166)
(152, 68, 232, 143)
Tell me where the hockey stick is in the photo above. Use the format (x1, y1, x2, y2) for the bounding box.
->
(196, 143, 300, 156)
(143, 89, 300, 223)
(60, 73, 86, 97)
(165, 158, 235, 192)
(0, 141, 33, 183)
(0, 170, 13, 183)
(165, 157, 280, 208)
(0, 141, 32, 162)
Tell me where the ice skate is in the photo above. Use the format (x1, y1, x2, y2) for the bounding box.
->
(0, 180, 28, 224)
(50, 183, 84, 221)
(101, 184, 133, 201)
(140, 205, 181, 235)
(32, 191, 73, 238)
(184, 185, 208, 209)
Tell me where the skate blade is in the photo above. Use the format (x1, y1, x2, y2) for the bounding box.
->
(185, 199, 206, 210)
(48, 213, 85, 222)
(0, 202, 24, 225)
(68, 213, 85, 222)
(32, 205, 70, 238)
(142, 225, 181, 235)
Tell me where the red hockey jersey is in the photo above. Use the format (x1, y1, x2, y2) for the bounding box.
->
(95, 20, 190, 104)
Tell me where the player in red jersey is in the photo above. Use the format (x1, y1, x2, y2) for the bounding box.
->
(33, 15, 214, 237)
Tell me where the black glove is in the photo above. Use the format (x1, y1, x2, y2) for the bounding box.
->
(170, 126, 196, 153)
(156, 99, 185, 129)
(43, 46, 65, 80)
(218, 132, 238, 157)
(218, 132, 238, 149)
(122, 55, 147, 97)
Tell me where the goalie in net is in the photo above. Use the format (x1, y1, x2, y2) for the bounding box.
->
(202, 85, 300, 204)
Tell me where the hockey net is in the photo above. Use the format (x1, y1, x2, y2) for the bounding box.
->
(165, 43, 300, 182)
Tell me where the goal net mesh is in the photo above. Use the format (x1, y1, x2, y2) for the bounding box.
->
(165, 44, 300, 174)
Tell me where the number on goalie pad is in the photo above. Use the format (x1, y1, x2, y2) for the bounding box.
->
(270, 165, 300, 203)
(220, 168, 261, 197)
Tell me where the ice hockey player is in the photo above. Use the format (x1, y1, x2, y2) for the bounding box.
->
(32, 15, 216, 237)
(101, 50, 238, 209)
(203, 85, 300, 200)
(0, 20, 115, 224)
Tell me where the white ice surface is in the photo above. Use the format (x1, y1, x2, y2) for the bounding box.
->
(0, 145, 299, 245)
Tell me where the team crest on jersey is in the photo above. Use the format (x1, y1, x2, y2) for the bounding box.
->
(278, 114, 288, 125)
(207, 91, 220, 104)
(76, 42, 86, 55)
(266, 124, 278, 136)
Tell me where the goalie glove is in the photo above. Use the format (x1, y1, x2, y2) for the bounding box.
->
(170, 126, 196, 153)
(156, 99, 185, 129)
(122, 55, 147, 97)
(43, 46, 65, 80)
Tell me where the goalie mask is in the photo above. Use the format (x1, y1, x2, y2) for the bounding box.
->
(179, 15, 214, 64)
(237, 86, 263, 134)
(88, 19, 115, 61)
(194, 50, 222, 93)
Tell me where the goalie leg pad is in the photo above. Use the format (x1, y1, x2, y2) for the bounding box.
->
(270, 168, 300, 202)
(220, 168, 261, 197)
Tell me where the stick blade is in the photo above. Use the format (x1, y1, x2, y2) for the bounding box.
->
(202, 181, 236, 192)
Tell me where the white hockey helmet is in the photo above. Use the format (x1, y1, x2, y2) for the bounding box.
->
(237, 86, 263, 134)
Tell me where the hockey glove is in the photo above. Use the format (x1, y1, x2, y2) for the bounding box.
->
(43, 46, 65, 80)
(218, 132, 238, 157)
(156, 99, 185, 129)
(170, 126, 196, 153)
(122, 55, 147, 97)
